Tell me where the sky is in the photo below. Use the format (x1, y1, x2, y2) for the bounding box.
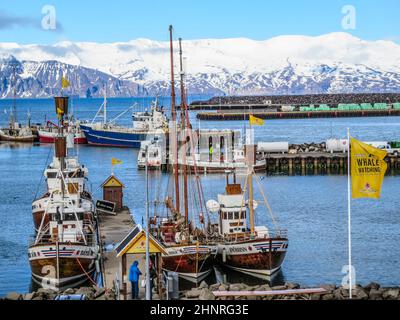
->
(0, 0, 399, 44)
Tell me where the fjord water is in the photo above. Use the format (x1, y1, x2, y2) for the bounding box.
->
(1, 98, 400, 295)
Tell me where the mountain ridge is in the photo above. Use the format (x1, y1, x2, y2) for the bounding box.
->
(0, 32, 400, 98)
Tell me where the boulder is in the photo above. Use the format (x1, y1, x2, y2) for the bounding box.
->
(63, 288, 75, 295)
(218, 284, 229, 291)
(209, 284, 220, 291)
(6, 292, 22, 300)
(185, 289, 202, 299)
(369, 288, 383, 300)
(364, 282, 380, 291)
(229, 283, 245, 291)
(255, 284, 271, 291)
(320, 284, 336, 293)
(285, 282, 300, 290)
(352, 287, 369, 300)
(271, 285, 287, 291)
(199, 288, 215, 300)
(321, 293, 335, 300)
(23, 293, 35, 300)
(382, 288, 400, 300)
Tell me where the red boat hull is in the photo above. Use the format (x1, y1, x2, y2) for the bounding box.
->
(39, 135, 87, 144)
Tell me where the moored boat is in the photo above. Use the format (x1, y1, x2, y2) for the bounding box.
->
(28, 96, 100, 291)
(80, 94, 168, 148)
(39, 120, 87, 144)
(207, 168, 288, 280)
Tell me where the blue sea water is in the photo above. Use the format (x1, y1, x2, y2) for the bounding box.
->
(1, 97, 400, 295)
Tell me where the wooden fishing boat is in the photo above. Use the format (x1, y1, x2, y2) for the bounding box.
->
(208, 165, 288, 280)
(28, 96, 100, 291)
(151, 27, 215, 283)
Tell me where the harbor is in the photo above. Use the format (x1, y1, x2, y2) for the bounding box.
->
(1, 0, 400, 308)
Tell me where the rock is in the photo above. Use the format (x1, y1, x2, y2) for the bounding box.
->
(285, 282, 300, 290)
(352, 287, 369, 300)
(382, 288, 400, 300)
(23, 293, 35, 300)
(199, 281, 208, 289)
(369, 288, 383, 300)
(209, 284, 220, 291)
(229, 283, 245, 291)
(255, 284, 271, 291)
(199, 288, 215, 300)
(321, 293, 335, 300)
(271, 285, 287, 291)
(218, 284, 229, 291)
(185, 289, 202, 299)
(6, 292, 22, 300)
(365, 282, 380, 291)
(320, 284, 336, 293)
(37, 288, 56, 295)
(310, 293, 322, 300)
(63, 288, 75, 295)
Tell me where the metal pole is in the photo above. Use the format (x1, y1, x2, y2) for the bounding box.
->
(347, 127, 352, 299)
(145, 145, 151, 300)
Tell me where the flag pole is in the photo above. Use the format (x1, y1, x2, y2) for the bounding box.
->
(347, 127, 352, 299)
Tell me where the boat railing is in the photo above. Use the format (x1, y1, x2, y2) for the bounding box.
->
(222, 229, 288, 243)
(29, 231, 97, 247)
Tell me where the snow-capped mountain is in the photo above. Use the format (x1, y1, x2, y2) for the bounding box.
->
(0, 32, 400, 98)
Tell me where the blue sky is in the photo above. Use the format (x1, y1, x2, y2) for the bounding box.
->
(0, 0, 399, 44)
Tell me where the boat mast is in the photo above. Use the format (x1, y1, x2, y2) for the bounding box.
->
(246, 134, 256, 238)
(178, 38, 189, 229)
(169, 25, 180, 213)
(11, 65, 17, 128)
(103, 86, 107, 124)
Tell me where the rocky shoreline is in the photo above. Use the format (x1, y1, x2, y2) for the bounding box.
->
(1, 286, 116, 301)
(183, 282, 400, 300)
(2, 282, 400, 300)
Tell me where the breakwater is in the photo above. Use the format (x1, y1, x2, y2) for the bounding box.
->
(3, 282, 398, 300)
(190, 93, 400, 110)
(183, 282, 400, 300)
(196, 109, 400, 121)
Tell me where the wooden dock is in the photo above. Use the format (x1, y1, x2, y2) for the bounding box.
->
(98, 208, 147, 300)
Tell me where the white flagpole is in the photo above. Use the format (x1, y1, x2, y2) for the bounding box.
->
(347, 127, 352, 299)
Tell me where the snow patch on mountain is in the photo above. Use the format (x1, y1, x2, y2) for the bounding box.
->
(0, 32, 400, 97)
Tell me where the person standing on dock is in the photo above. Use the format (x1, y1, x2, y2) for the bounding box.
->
(209, 145, 213, 162)
(129, 260, 142, 300)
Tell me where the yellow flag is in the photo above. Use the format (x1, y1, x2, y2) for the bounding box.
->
(62, 76, 70, 89)
(111, 158, 123, 166)
(351, 138, 388, 199)
(249, 114, 265, 126)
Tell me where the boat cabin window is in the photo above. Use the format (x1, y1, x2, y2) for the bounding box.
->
(234, 212, 239, 220)
(47, 172, 57, 178)
(228, 212, 233, 220)
(240, 211, 246, 219)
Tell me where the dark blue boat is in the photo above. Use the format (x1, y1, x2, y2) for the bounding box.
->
(80, 124, 150, 148)
(80, 97, 168, 148)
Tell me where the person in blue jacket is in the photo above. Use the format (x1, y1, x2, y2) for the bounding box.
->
(129, 260, 142, 299)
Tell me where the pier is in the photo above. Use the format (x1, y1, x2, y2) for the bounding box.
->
(97, 208, 145, 299)
(260, 153, 400, 176)
(196, 109, 400, 121)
